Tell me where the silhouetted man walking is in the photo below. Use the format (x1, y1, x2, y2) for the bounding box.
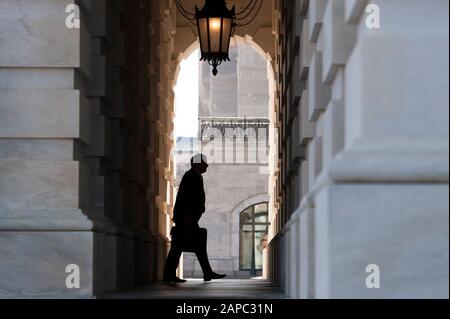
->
(163, 154, 227, 284)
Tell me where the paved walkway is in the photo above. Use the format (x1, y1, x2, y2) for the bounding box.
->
(102, 279, 285, 299)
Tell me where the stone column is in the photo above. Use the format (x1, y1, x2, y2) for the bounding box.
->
(274, 0, 448, 299)
(288, 220, 299, 298)
(313, 0, 449, 298)
(148, 0, 178, 281)
(0, 0, 100, 297)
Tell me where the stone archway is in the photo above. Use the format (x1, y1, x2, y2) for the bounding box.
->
(230, 194, 271, 219)
(171, 33, 277, 279)
(172, 34, 275, 89)
(230, 194, 271, 277)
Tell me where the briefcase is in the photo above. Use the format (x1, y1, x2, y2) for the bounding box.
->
(170, 226, 207, 253)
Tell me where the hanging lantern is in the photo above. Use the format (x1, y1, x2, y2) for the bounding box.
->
(195, 0, 236, 76)
(175, 0, 264, 76)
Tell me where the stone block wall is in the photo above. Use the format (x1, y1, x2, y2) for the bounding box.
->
(0, 0, 177, 297)
(269, 0, 449, 299)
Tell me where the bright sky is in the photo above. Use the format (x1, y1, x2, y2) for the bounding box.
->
(174, 49, 200, 138)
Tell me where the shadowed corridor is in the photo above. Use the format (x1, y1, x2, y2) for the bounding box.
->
(101, 279, 284, 299)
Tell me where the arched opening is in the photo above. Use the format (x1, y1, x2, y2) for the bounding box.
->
(239, 202, 270, 276)
(172, 36, 276, 280)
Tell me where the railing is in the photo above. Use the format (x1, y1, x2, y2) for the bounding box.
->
(199, 117, 270, 141)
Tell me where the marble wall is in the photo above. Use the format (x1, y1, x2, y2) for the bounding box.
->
(0, 0, 95, 297)
(269, 0, 449, 299)
(0, 0, 178, 297)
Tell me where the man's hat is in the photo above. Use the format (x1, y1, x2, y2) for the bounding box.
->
(191, 153, 208, 165)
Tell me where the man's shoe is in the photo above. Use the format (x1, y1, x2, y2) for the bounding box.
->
(163, 276, 187, 284)
(204, 272, 227, 282)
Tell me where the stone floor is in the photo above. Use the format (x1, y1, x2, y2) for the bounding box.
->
(101, 279, 285, 299)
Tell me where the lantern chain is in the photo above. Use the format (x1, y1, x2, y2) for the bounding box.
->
(174, 0, 197, 26)
(235, 0, 258, 15)
(175, 0, 263, 27)
(235, 0, 259, 21)
(235, 0, 264, 27)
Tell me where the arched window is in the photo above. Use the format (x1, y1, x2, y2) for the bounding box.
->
(239, 202, 270, 275)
